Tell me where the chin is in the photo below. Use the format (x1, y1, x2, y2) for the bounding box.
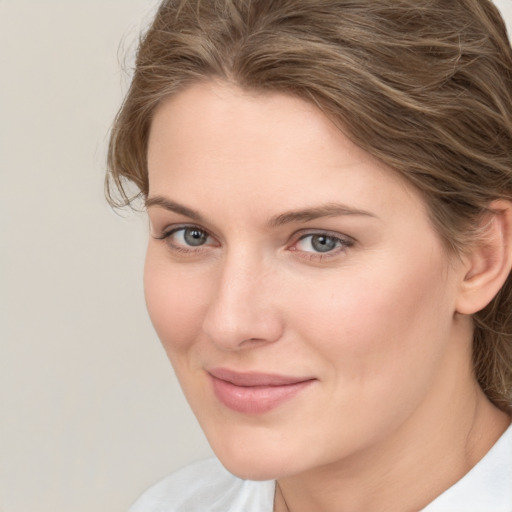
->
(207, 432, 306, 481)
(218, 453, 290, 481)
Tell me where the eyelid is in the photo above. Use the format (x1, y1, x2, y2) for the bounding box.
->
(291, 228, 355, 244)
(152, 223, 210, 239)
(288, 229, 355, 258)
(152, 224, 220, 254)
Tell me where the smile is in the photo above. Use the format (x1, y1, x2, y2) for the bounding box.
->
(208, 368, 316, 414)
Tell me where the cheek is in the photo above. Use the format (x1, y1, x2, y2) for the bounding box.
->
(143, 249, 209, 355)
(277, 255, 456, 447)
(287, 250, 454, 385)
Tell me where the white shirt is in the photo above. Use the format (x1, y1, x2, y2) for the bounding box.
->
(129, 424, 512, 512)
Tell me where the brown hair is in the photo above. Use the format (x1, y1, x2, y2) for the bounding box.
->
(107, 0, 512, 410)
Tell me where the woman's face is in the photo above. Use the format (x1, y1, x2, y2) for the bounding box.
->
(145, 81, 468, 480)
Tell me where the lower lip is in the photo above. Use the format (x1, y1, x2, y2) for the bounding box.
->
(210, 376, 314, 414)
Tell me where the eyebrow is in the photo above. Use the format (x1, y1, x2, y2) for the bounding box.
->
(269, 203, 377, 227)
(145, 195, 377, 226)
(145, 196, 205, 222)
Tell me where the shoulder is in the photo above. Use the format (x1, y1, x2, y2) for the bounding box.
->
(421, 423, 512, 512)
(128, 457, 275, 512)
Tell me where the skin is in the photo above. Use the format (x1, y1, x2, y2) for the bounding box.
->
(144, 81, 511, 512)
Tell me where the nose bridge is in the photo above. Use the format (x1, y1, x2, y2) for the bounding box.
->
(202, 246, 283, 349)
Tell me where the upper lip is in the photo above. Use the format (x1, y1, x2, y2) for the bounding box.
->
(208, 367, 315, 387)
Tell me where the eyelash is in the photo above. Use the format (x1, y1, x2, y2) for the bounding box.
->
(153, 225, 354, 260)
(154, 225, 217, 254)
(292, 231, 354, 261)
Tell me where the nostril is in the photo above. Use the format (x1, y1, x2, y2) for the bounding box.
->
(201, 303, 284, 350)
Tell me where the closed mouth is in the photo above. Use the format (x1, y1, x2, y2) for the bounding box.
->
(207, 367, 316, 414)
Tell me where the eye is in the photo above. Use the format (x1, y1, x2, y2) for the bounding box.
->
(292, 232, 353, 256)
(179, 227, 209, 246)
(297, 234, 339, 253)
(155, 225, 217, 251)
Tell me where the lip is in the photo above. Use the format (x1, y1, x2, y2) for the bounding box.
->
(208, 368, 315, 414)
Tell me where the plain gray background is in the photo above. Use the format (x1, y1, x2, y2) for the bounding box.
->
(1, 1, 511, 511)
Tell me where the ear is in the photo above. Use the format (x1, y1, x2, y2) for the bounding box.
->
(456, 200, 512, 315)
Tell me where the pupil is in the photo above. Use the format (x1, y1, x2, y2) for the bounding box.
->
(312, 235, 336, 253)
(184, 228, 207, 246)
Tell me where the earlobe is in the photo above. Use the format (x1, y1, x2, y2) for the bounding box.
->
(456, 200, 512, 315)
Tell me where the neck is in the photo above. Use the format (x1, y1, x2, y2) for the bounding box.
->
(274, 322, 511, 512)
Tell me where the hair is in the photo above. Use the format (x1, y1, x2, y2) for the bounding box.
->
(107, 0, 512, 411)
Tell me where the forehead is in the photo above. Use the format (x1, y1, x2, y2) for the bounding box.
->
(147, 81, 424, 221)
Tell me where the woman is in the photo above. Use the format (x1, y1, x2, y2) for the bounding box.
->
(107, 0, 512, 510)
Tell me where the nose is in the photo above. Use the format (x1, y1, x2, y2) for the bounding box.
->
(201, 251, 285, 350)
